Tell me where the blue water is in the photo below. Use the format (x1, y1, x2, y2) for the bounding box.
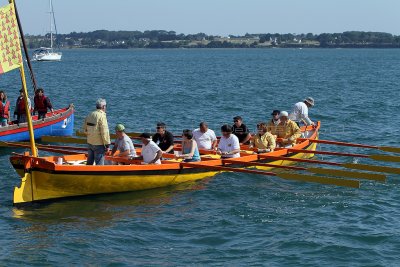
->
(1, 48, 400, 266)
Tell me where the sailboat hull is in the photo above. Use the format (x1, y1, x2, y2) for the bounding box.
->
(33, 51, 62, 61)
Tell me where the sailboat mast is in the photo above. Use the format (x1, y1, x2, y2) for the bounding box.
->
(49, 0, 53, 49)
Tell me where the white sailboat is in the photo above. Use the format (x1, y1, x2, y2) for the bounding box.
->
(32, 0, 62, 61)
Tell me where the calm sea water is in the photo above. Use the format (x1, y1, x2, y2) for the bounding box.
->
(1, 48, 400, 266)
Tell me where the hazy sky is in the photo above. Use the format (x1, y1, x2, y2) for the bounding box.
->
(13, 0, 400, 36)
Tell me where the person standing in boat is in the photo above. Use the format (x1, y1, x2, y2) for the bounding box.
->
(0, 91, 10, 127)
(175, 129, 201, 162)
(14, 89, 31, 124)
(276, 111, 302, 147)
(34, 88, 54, 120)
(250, 122, 276, 153)
(152, 122, 174, 154)
(83, 98, 111, 165)
(193, 122, 218, 150)
(137, 133, 163, 164)
(266, 110, 280, 136)
(232, 116, 252, 145)
(289, 97, 315, 127)
(217, 124, 241, 158)
(110, 123, 137, 161)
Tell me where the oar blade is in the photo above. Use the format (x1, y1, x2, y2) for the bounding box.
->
(379, 146, 400, 154)
(343, 163, 400, 175)
(277, 172, 360, 188)
(369, 154, 400, 163)
(307, 167, 386, 182)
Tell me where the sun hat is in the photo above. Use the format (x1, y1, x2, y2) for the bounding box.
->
(115, 123, 125, 132)
(304, 97, 315, 106)
(279, 111, 289, 118)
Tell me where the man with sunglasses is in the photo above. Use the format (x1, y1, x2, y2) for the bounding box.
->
(232, 116, 251, 145)
(267, 110, 280, 136)
(152, 122, 174, 154)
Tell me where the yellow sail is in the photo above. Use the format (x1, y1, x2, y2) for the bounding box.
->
(0, 3, 23, 74)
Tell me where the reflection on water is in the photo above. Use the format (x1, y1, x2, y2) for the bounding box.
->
(12, 178, 211, 227)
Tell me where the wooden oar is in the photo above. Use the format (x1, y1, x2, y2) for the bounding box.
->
(222, 159, 386, 182)
(260, 155, 400, 175)
(287, 148, 400, 163)
(298, 138, 400, 154)
(181, 162, 360, 188)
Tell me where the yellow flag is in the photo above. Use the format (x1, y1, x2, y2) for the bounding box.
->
(0, 3, 22, 74)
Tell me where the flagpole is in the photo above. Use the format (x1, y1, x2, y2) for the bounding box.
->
(9, 0, 38, 157)
(12, 0, 38, 92)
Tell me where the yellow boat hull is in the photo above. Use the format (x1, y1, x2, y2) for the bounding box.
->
(13, 167, 218, 204)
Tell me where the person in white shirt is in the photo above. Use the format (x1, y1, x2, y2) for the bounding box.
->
(136, 133, 163, 164)
(217, 124, 241, 158)
(193, 122, 218, 150)
(289, 97, 315, 126)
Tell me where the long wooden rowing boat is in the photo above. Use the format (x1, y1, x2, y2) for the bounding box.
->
(0, 104, 74, 142)
(10, 124, 320, 204)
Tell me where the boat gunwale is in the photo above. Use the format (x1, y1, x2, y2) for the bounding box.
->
(10, 122, 320, 173)
(0, 105, 74, 136)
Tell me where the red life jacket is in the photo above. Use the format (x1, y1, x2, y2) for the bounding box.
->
(0, 101, 10, 119)
(16, 97, 26, 114)
(34, 95, 50, 113)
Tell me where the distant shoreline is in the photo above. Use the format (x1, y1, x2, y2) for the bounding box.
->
(25, 30, 400, 50)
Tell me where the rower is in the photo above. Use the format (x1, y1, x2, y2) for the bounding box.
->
(14, 89, 31, 124)
(0, 90, 10, 127)
(232, 116, 251, 145)
(192, 122, 218, 150)
(152, 122, 174, 154)
(289, 97, 315, 127)
(34, 88, 54, 120)
(110, 123, 137, 161)
(250, 122, 276, 153)
(136, 133, 162, 164)
(175, 129, 201, 162)
(217, 124, 240, 158)
(267, 110, 280, 136)
(276, 111, 301, 148)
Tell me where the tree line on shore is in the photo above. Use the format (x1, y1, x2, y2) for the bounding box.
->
(25, 30, 400, 49)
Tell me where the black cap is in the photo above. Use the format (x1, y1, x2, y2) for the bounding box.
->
(271, 110, 280, 115)
(139, 133, 151, 139)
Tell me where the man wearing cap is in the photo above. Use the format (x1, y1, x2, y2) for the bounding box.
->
(137, 133, 163, 164)
(267, 110, 280, 136)
(110, 124, 137, 161)
(276, 111, 301, 147)
(83, 98, 111, 165)
(289, 97, 315, 126)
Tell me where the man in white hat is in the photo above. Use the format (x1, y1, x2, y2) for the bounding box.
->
(276, 111, 302, 147)
(289, 97, 315, 127)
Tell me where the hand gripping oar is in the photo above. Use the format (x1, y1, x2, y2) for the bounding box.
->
(298, 138, 400, 154)
(260, 155, 400, 175)
(222, 159, 386, 182)
(287, 149, 400, 163)
(181, 162, 360, 188)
